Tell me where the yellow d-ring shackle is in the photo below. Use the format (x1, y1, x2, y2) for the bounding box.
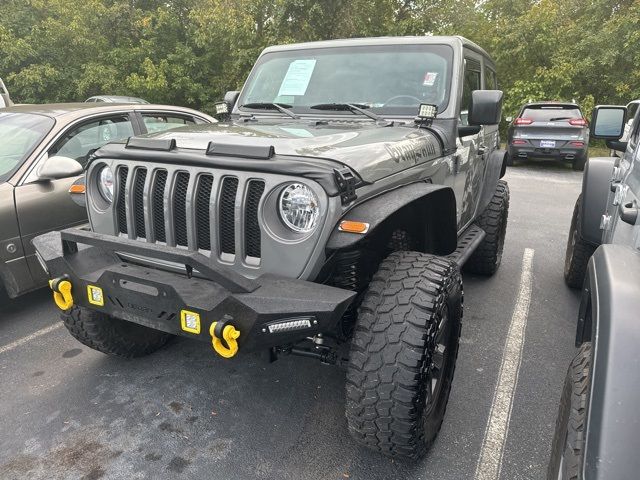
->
(49, 278, 74, 311)
(210, 322, 240, 358)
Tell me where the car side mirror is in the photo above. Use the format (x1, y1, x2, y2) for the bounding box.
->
(224, 90, 240, 111)
(37, 155, 83, 180)
(468, 90, 503, 126)
(590, 105, 627, 139)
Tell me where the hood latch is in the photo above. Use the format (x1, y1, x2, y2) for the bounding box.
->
(334, 168, 358, 205)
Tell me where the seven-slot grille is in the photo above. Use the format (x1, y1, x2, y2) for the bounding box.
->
(115, 166, 266, 262)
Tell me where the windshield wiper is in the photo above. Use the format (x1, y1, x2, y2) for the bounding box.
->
(240, 102, 299, 119)
(310, 103, 384, 122)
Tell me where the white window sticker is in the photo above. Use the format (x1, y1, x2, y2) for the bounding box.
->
(423, 72, 438, 86)
(278, 59, 317, 96)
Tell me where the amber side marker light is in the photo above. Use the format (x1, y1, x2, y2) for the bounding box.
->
(69, 184, 86, 194)
(339, 220, 370, 234)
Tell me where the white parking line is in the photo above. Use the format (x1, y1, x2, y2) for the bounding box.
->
(0, 323, 62, 355)
(474, 248, 535, 480)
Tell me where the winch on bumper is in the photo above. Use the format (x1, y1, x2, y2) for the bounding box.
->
(33, 228, 355, 357)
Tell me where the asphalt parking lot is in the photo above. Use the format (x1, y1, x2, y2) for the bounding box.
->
(0, 160, 583, 480)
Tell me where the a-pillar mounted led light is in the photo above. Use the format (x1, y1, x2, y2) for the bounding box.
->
(415, 103, 438, 126)
(214, 101, 231, 120)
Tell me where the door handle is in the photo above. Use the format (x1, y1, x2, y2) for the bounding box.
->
(619, 201, 639, 225)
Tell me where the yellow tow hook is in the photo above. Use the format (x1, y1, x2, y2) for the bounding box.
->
(209, 317, 240, 358)
(49, 276, 74, 311)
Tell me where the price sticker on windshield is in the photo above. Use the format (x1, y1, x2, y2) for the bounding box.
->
(278, 59, 317, 96)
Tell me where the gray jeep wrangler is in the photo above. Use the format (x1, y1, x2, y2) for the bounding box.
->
(33, 36, 510, 459)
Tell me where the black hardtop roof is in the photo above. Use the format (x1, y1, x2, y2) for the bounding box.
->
(261, 35, 493, 64)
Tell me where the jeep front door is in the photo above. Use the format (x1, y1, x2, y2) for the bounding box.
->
(455, 57, 484, 229)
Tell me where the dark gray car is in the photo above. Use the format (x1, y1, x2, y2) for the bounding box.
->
(507, 102, 589, 170)
(0, 103, 215, 299)
(548, 104, 640, 479)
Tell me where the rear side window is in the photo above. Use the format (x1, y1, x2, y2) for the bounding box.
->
(521, 106, 583, 122)
(141, 114, 197, 134)
(485, 67, 497, 90)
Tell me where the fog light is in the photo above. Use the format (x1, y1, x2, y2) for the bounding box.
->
(266, 317, 314, 334)
(87, 285, 104, 306)
(180, 310, 201, 334)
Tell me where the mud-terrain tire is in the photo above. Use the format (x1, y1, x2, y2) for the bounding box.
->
(345, 252, 463, 459)
(506, 153, 515, 166)
(61, 305, 171, 358)
(465, 180, 510, 276)
(564, 196, 596, 289)
(547, 342, 592, 480)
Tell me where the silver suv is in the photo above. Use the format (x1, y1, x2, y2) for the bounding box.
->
(34, 36, 510, 460)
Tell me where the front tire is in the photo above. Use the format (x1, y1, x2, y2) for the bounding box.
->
(345, 252, 463, 459)
(465, 180, 510, 276)
(564, 196, 596, 289)
(547, 342, 591, 480)
(62, 305, 171, 358)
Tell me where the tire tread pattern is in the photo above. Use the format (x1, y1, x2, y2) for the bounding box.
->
(345, 251, 463, 459)
(564, 195, 596, 289)
(465, 180, 510, 275)
(61, 306, 171, 358)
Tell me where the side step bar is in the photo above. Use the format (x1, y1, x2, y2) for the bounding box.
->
(446, 224, 486, 267)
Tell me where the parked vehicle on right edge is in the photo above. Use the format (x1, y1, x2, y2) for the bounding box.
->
(0, 78, 12, 108)
(506, 101, 589, 170)
(548, 104, 640, 479)
(610, 99, 640, 156)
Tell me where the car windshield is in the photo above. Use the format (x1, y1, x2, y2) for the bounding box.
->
(239, 44, 454, 117)
(521, 106, 583, 122)
(0, 112, 54, 182)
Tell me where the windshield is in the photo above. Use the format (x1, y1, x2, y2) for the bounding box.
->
(0, 112, 54, 182)
(239, 44, 454, 117)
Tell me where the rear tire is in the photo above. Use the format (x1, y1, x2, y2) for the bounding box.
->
(564, 196, 596, 289)
(572, 156, 587, 171)
(345, 252, 463, 459)
(61, 305, 171, 358)
(547, 342, 591, 480)
(465, 180, 510, 276)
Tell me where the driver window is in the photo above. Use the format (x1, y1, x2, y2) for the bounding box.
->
(49, 115, 134, 166)
(460, 60, 481, 127)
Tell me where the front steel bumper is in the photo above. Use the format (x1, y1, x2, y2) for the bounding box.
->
(33, 229, 355, 352)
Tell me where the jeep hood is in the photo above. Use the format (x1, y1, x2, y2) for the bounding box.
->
(146, 120, 444, 183)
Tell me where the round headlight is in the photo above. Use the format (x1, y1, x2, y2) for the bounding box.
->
(97, 166, 114, 203)
(279, 183, 320, 233)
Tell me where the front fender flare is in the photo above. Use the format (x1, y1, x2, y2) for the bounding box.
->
(580, 157, 616, 245)
(579, 245, 640, 479)
(326, 182, 457, 255)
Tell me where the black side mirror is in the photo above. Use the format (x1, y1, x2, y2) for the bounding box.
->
(469, 90, 503, 126)
(590, 105, 627, 139)
(224, 90, 240, 111)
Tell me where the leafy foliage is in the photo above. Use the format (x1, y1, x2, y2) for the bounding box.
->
(1, 0, 638, 117)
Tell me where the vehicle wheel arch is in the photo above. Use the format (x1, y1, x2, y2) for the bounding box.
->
(579, 156, 617, 245)
(326, 182, 458, 256)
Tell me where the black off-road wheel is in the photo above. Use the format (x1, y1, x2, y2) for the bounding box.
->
(62, 305, 171, 358)
(465, 180, 510, 276)
(564, 196, 596, 289)
(547, 342, 592, 480)
(345, 252, 463, 459)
